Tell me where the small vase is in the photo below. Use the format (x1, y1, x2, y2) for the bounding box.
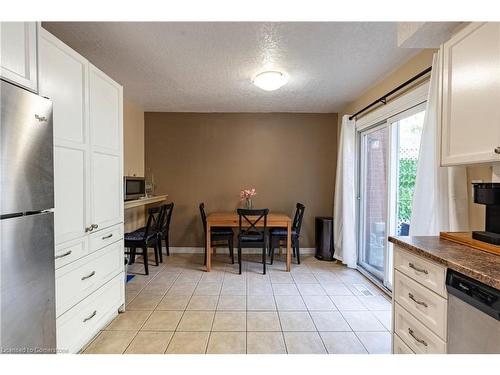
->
(245, 198, 253, 209)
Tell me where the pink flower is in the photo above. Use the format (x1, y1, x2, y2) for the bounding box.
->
(240, 188, 257, 200)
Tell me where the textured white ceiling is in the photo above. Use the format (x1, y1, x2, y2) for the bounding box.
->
(43, 22, 421, 113)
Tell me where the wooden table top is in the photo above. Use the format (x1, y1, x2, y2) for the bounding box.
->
(206, 212, 291, 226)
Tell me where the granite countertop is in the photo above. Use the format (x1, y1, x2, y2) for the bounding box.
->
(388, 236, 500, 290)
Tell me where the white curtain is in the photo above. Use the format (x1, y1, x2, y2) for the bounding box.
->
(410, 51, 469, 236)
(333, 115, 357, 268)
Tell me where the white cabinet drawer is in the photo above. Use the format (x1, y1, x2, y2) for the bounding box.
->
(56, 241, 123, 316)
(394, 270, 447, 340)
(393, 333, 414, 354)
(89, 223, 123, 254)
(55, 238, 88, 269)
(57, 273, 124, 353)
(394, 247, 446, 297)
(394, 303, 446, 354)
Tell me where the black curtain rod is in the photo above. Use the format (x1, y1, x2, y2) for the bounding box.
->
(349, 66, 432, 121)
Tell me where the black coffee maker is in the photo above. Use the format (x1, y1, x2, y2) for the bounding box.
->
(472, 183, 500, 245)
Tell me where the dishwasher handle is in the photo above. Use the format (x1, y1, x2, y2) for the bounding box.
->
(446, 269, 500, 321)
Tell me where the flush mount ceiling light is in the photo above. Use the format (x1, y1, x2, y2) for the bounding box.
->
(252, 71, 288, 91)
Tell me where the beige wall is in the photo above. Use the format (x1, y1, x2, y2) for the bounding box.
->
(124, 99, 145, 177)
(341, 49, 436, 118)
(145, 112, 338, 248)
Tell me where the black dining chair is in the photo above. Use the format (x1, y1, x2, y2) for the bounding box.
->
(269, 203, 305, 265)
(124, 206, 163, 275)
(158, 203, 174, 259)
(199, 203, 234, 265)
(237, 208, 269, 275)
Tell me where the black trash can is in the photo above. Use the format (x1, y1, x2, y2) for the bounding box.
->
(315, 216, 334, 261)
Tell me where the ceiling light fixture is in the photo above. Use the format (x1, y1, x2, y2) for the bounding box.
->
(252, 71, 288, 91)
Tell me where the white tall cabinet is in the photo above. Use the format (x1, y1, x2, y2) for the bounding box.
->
(39, 27, 125, 354)
(441, 22, 500, 166)
(0, 22, 38, 92)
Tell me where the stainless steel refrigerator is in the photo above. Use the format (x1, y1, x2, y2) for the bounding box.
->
(0, 79, 56, 353)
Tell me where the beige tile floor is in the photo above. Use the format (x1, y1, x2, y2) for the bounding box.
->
(83, 253, 392, 354)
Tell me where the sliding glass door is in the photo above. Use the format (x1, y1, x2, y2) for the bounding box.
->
(358, 124, 389, 282)
(357, 104, 425, 290)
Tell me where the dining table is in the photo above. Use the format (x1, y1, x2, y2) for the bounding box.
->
(205, 212, 293, 272)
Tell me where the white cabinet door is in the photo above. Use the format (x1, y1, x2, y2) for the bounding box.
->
(0, 22, 38, 92)
(441, 22, 500, 166)
(89, 65, 122, 155)
(54, 147, 89, 244)
(89, 64, 123, 230)
(39, 29, 88, 145)
(91, 152, 122, 230)
(39, 29, 91, 244)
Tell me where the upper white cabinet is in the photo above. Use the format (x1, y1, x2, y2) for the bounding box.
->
(89, 66, 122, 154)
(441, 22, 500, 166)
(39, 31, 88, 145)
(0, 22, 38, 92)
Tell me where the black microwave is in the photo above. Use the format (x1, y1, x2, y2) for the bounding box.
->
(124, 176, 145, 201)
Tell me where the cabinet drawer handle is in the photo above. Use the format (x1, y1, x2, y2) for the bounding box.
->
(494, 147, 500, 154)
(85, 225, 94, 233)
(102, 233, 113, 240)
(408, 328, 428, 347)
(92, 224, 99, 229)
(408, 293, 428, 308)
(408, 262, 428, 274)
(81, 271, 96, 280)
(83, 310, 97, 323)
(55, 250, 72, 259)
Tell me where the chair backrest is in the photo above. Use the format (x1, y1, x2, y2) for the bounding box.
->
(292, 203, 306, 234)
(199, 202, 207, 234)
(160, 202, 174, 234)
(144, 206, 163, 239)
(237, 208, 269, 238)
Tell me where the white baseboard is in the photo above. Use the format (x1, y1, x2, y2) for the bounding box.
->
(165, 247, 316, 255)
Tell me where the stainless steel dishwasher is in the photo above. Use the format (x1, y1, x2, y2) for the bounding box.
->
(446, 269, 500, 353)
